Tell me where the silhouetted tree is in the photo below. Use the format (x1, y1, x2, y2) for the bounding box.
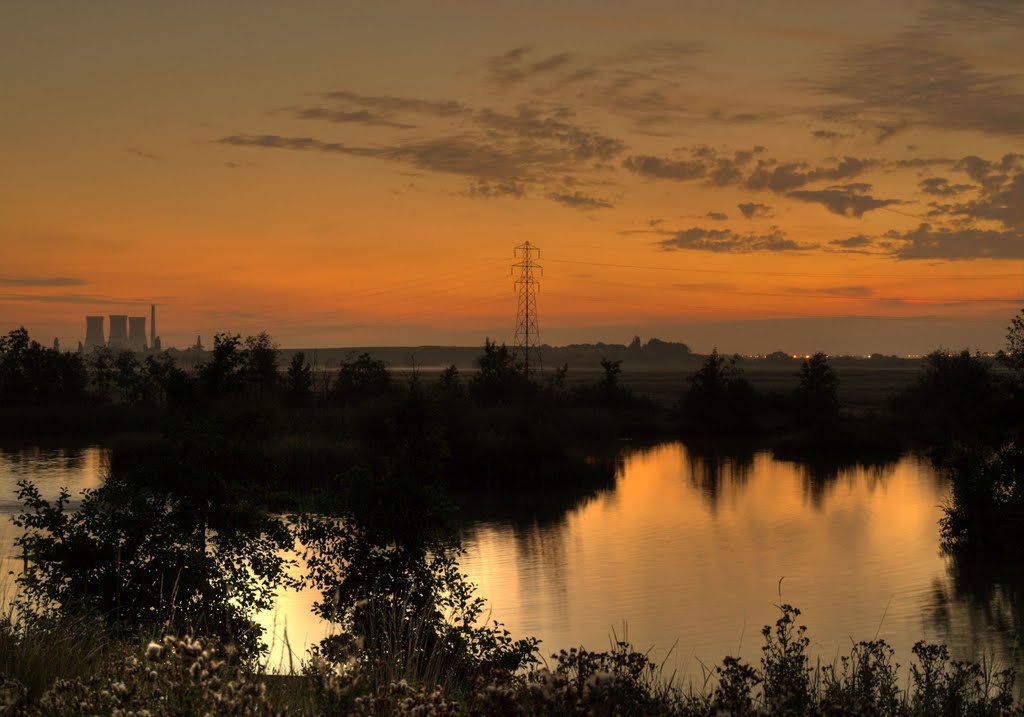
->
(1001, 308, 1024, 373)
(87, 346, 116, 401)
(114, 350, 142, 404)
(334, 352, 391, 398)
(0, 328, 88, 405)
(14, 420, 295, 655)
(793, 352, 840, 424)
(681, 349, 757, 433)
(893, 350, 1010, 447)
(550, 362, 569, 391)
(197, 333, 246, 397)
(470, 339, 528, 401)
(437, 364, 463, 396)
(941, 441, 1024, 556)
(0, 328, 31, 403)
(244, 331, 279, 398)
(598, 357, 622, 392)
(142, 352, 191, 407)
(286, 351, 313, 403)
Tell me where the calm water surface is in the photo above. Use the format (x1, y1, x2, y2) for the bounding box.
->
(2, 442, 1021, 679)
(0, 445, 109, 580)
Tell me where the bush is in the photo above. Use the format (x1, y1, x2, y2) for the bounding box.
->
(680, 350, 757, 434)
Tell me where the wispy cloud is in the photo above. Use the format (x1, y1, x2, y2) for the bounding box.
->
(889, 223, 1024, 260)
(654, 226, 804, 253)
(830, 234, 873, 249)
(812, 129, 848, 142)
(289, 105, 417, 129)
(788, 183, 901, 217)
(547, 191, 613, 210)
(785, 285, 875, 298)
(819, 45, 1024, 137)
(622, 154, 705, 181)
(0, 276, 88, 287)
(485, 46, 574, 89)
(919, 176, 975, 197)
(0, 293, 151, 305)
(737, 202, 772, 219)
(222, 87, 627, 210)
(127, 147, 160, 160)
(745, 157, 878, 192)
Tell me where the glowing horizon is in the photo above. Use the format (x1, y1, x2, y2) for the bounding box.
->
(2, 2, 1022, 354)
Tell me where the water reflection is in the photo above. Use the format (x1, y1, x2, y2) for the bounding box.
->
(929, 552, 1024, 670)
(459, 443, 1021, 682)
(451, 448, 621, 526)
(1, 441, 1022, 683)
(684, 442, 753, 511)
(796, 459, 899, 508)
(0, 445, 110, 576)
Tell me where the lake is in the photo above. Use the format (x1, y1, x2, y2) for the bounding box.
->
(2, 442, 1020, 682)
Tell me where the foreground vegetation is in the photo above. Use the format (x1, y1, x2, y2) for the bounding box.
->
(1, 309, 1023, 714)
(2, 602, 1024, 716)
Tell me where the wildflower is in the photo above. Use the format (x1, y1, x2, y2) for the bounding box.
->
(146, 641, 164, 660)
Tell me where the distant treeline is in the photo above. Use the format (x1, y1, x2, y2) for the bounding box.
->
(171, 338, 922, 371)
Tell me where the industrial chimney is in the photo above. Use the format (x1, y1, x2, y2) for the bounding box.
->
(150, 304, 156, 351)
(84, 316, 105, 351)
(108, 315, 129, 349)
(128, 317, 147, 351)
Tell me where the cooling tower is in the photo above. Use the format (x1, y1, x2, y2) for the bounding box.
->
(128, 316, 147, 351)
(84, 316, 105, 351)
(108, 315, 129, 349)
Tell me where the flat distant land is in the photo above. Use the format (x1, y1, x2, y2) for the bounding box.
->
(281, 344, 934, 414)
(164, 339, 982, 414)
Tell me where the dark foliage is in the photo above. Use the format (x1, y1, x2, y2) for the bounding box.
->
(14, 422, 295, 656)
(679, 350, 757, 434)
(892, 350, 1012, 448)
(1001, 308, 1024, 373)
(0, 328, 88, 405)
(469, 339, 534, 402)
(793, 352, 840, 425)
(286, 351, 313, 404)
(334, 352, 392, 399)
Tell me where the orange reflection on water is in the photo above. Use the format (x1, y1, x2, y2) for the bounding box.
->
(458, 443, 979, 677)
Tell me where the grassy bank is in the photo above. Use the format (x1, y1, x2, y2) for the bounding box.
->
(2, 603, 1022, 716)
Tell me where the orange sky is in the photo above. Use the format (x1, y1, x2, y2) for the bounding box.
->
(1, 1, 1022, 353)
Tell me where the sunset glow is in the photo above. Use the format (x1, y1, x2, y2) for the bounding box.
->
(2, 2, 1022, 353)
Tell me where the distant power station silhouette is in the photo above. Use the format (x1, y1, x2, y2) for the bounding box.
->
(128, 317, 147, 351)
(81, 304, 161, 352)
(108, 315, 129, 349)
(84, 316, 105, 351)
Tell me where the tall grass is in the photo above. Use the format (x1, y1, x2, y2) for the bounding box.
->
(0, 586, 114, 700)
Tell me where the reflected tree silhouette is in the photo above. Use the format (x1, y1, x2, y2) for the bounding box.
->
(797, 458, 899, 509)
(682, 441, 754, 511)
(451, 449, 620, 526)
(928, 551, 1024, 672)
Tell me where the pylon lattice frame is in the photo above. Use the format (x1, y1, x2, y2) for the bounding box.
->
(512, 241, 542, 374)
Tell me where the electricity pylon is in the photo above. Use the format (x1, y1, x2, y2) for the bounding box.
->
(512, 241, 542, 374)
